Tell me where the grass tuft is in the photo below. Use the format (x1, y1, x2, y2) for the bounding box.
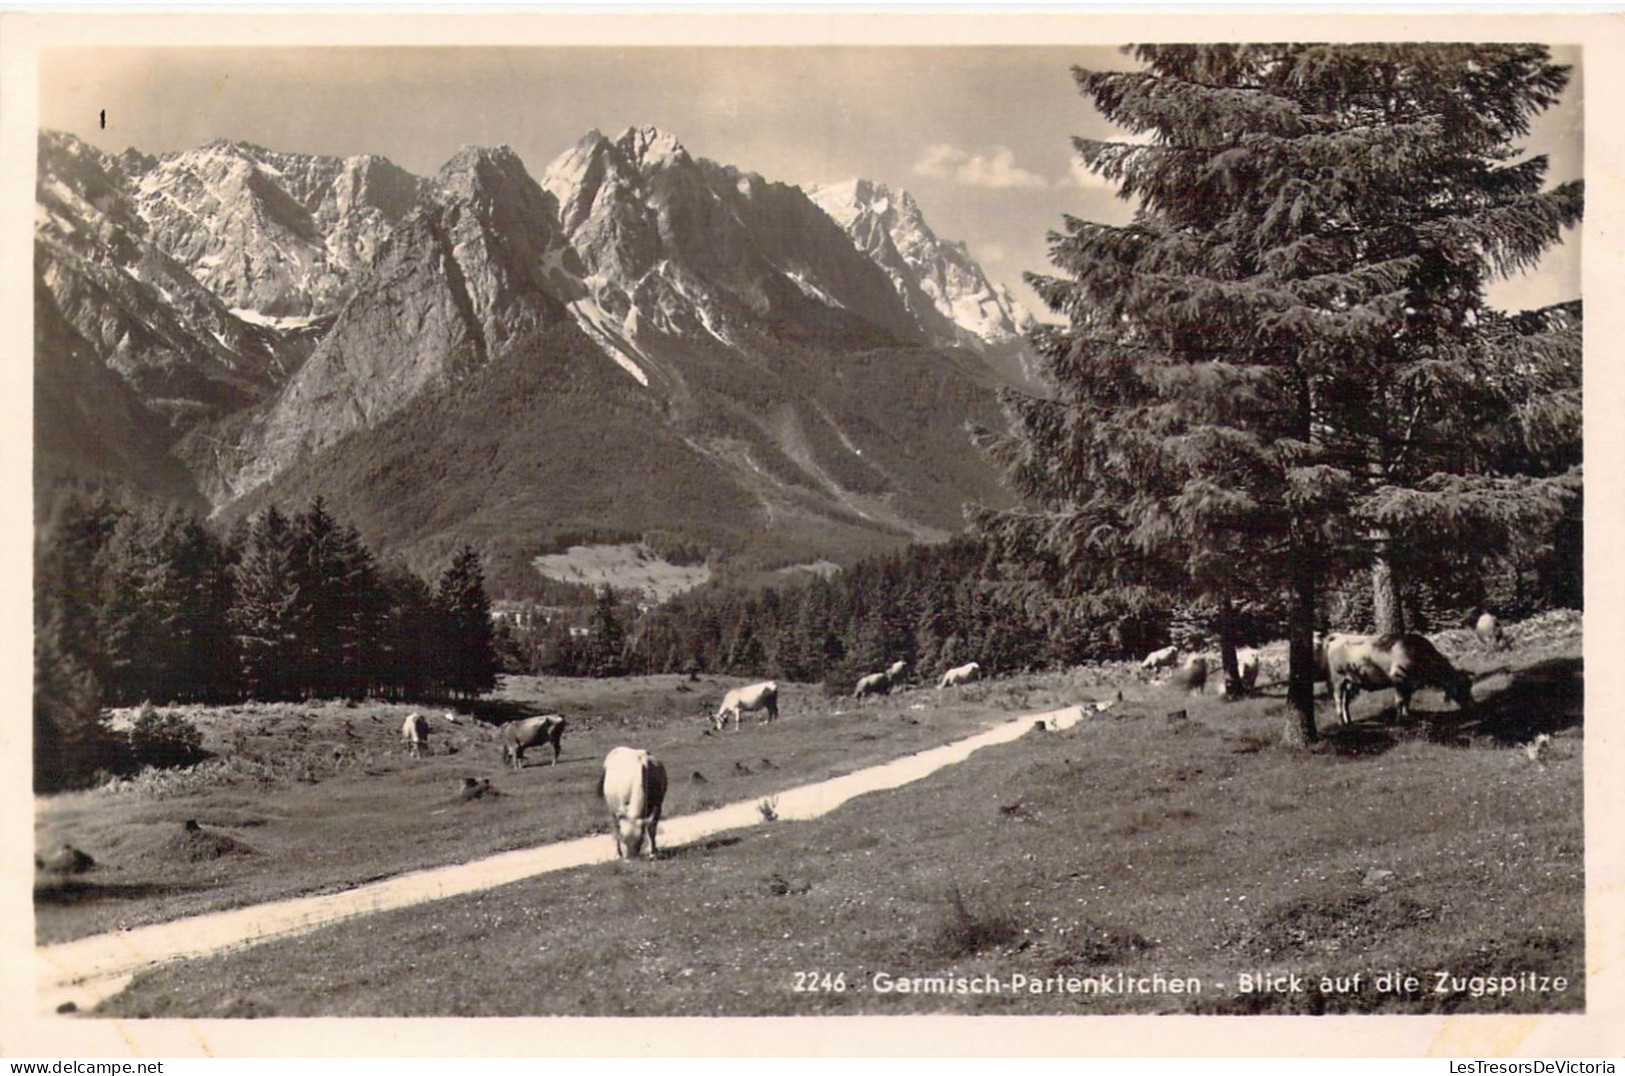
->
(928, 885, 1022, 959)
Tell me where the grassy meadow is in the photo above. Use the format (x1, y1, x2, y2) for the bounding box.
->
(35, 670, 1083, 946)
(37, 615, 1583, 1017)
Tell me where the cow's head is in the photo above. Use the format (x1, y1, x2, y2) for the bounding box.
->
(617, 816, 653, 858)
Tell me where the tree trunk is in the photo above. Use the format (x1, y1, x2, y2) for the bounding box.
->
(1217, 597, 1241, 696)
(1285, 542, 1319, 746)
(1371, 543, 1404, 635)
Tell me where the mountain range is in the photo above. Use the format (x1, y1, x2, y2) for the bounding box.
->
(34, 125, 1039, 588)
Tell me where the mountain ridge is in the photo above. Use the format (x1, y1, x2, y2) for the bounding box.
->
(35, 126, 1031, 587)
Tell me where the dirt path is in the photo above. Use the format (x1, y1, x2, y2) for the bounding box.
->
(38, 705, 1085, 1014)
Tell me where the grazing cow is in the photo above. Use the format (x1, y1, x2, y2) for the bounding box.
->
(402, 712, 430, 758)
(1475, 611, 1507, 651)
(854, 661, 906, 699)
(714, 681, 779, 731)
(853, 672, 890, 698)
(938, 662, 981, 689)
(1141, 646, 1178, 670)
(599, 747, 668, 859)
(1176, 655, 1209, 694)
(501, 714, 567, 770)
(1325, 632, 1474, 726)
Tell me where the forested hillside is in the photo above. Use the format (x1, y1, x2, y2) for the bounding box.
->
(34, 489, 497, 791)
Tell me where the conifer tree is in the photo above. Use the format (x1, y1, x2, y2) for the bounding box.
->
(229, 506, 301, 700)
(34, 489, 121, 789)
(93, 505, 233, 704)
(976, 44, 1582, 742)
(377, 559, 439, 699)
(585, 583, 627, 678)
(436, 545, 498, 698)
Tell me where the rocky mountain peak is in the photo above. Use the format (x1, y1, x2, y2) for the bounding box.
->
(614, 125, 691, 172)
(808, 178, 922, 230)
(808, 176, 1035, 353)
(436, 143, 525, 182)
(121, 137, 428, 317)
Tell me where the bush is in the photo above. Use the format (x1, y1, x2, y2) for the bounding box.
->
(128, 703, 205, 771)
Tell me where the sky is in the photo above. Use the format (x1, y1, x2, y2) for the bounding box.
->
(38, 45, 1583, 317)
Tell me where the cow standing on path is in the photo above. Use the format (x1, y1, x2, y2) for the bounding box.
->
(600, 747, 668, 859)
(1325, 632, 1474, 726)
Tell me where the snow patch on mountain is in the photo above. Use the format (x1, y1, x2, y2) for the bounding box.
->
(568, 297, 651, 386)
(230, 308, 323, 330)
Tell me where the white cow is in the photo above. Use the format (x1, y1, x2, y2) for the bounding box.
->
(1325, 632, 1474, 726)
(938, 662, 981, 689)
(1141, 646, 1178, 670)
(599, 747, 669, 860)
(854, 661, 907, 699)
(402, 712, 430, 758)
(1475, 611, 1506, 651)
(714, 681, 779, 731)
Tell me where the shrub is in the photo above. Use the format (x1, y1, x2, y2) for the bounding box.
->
(128, 703, 205, 771)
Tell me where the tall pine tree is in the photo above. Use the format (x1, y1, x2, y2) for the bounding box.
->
(436, 546, 498, 699)
(229, 506, 301, 700)
(976, 44, 1581, 742)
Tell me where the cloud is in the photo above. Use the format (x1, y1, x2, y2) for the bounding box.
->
(1062, 156, 1119, 191)
(912, 143, 1047, 189)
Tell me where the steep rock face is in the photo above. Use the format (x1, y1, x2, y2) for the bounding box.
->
(807, 178, 1041, 382)
(541, 127, 922, 354)
(34, 273, 205, 509)
(197, 145, 583, 502)
(129, 139, 426, 317)
(35, 132, 287, 435)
